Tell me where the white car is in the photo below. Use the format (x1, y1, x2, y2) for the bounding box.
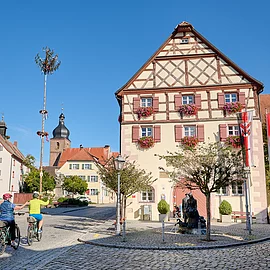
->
(77, 196, 91, 203)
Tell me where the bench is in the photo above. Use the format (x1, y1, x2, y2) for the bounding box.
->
(231, 211, 255, 223)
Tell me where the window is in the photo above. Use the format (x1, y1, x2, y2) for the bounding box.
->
(0, 170, 1, 176)
(56, 142, 60, 149)
(0, 158, 2, 163)
(90, 175, 98, 182)
(141, 127, 153, 137)
(216, 187, 227, 195)
(141, 188, 154, 202)
(104, 189, 109, 196)
(90, 189, 98, 195)
(232, 181, 243, 195)
(69, 164, 79, 170)
(12, 171, 14, 178)
(184, 126, 196, 137)
(13, 159, 15, 166)
(82, 164, 92, 170)
(141, 97, 152, 107)
(225, 93, 237, 103)
(182, 95, 194, 105)
(0, 145, 3, 151)
(78, 175, 86, 180)
(228, 125, 239, 136)
(180, 38, 189, 44)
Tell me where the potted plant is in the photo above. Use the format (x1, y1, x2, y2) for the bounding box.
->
(136, 107, 154, 120)
(157, 199, 170, 222)
(180, 136, 199, 148)
(223, 102, 243, 115)
(225, 136, 241, 148)
(219, 200, 232, 223)
(137, 136, 155, 149)
(179, 104, 198, 116)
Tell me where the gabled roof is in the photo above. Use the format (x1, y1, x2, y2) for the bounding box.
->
(57, 146, 119, 167)
(116, 21, 263, 97)
(0, 135, 25, 162)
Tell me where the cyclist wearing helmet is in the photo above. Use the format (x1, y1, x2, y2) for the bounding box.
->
(24, 192, 49, 233)
(0, 193, 25, 246)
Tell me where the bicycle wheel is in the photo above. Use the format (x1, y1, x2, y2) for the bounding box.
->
(12, 225, 20, 249)
(0, 231, 6, 255)
(27, 225, 33, 246)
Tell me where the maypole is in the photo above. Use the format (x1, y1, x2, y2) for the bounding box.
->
(35, 47, 61, 194)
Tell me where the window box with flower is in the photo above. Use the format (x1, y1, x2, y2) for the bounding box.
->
(136, 107, 153, 120)
(137, 136, 155, 149)
(180, 136, 199, 148)
(223, 102, 243, 115)
(179, 104, 198, 116)
(225, 136, 241, 148)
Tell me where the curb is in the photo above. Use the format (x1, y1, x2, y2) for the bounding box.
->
(77, 236, 270, 250)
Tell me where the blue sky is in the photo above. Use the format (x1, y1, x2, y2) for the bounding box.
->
(0, 1, 269, 166)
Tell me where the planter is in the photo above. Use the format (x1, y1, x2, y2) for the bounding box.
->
(179, 104, 198, 116)
(159, 214, 168, 222)
(221, 214, 232, 223)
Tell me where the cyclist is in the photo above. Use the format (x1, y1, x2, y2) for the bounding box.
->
(25, 192, 49, 233)
(0, 193, 24, 247)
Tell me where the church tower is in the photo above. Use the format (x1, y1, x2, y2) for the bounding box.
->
(49, 112, 71, 166)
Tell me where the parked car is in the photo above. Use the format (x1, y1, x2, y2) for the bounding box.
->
(77, 196, 91, 203)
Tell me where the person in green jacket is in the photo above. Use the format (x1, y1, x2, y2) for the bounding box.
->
(23, 191, 49, 233)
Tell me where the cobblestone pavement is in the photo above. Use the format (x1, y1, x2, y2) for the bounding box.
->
(1, 207, 270, 269)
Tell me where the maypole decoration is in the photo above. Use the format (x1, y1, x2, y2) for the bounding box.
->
(35, 47, 61, 194)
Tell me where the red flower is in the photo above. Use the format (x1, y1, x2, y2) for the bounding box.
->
(137, 136, 155, 149)
(180, 136, 199, 148)
(223, 102, 243, 115)
(179, 104, 198, 116)
(225, 136, 241, 148)
(136, 107, 153, 120)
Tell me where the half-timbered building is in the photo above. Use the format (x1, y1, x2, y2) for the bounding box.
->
(115, 22, 268, 223)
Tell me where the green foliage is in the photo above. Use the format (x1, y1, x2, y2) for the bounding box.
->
(62, 176, 88, 195)
(23, 154, 36, 169)
(57, 197, 66, 203)
(24, 169, 56, 193)
(96, 157, 155, 198)
(157, 199, 170, 214)
(35, 47, 61, 75)
(219, 200, 232, 215)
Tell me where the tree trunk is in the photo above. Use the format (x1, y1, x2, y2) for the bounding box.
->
(123, 196, 127, 220)
(206, 194, 211, 241)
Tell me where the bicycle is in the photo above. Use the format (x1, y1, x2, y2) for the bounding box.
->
(27, 216, 42, 246)
(0, 213, 23, 255)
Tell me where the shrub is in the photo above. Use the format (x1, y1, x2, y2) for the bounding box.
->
(157, 199, 170, 214)
(57, 197, 67, 203)
(219, 200, 232, 215)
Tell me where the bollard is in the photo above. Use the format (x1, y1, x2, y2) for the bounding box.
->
(122, 220, 126, 242)
(162, 220, 165, 242)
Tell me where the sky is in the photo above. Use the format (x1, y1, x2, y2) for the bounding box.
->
(0, 0, 269, 166)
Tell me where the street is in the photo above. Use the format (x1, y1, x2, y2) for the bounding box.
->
(0, 204, 270, 270)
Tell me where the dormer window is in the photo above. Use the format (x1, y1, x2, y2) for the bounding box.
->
(180, 38, 189, 44)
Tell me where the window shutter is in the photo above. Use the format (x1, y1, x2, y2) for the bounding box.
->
(219, 124, 227, 142)
(132, 126, 140, 142)
(133, 97, 140, 113)
(82, 164, 84, 170)
(153, 97, 159, 112)
(69, 164, 72, 169)
(174, 94, 182, 110)
(197, 125, 204, 142)
(195, 94, 201, 109)
(154, 125, 161, 142)
(218, 93, 225, 109)
(239, 92, 245, 106)
(175, 125, 183, 142)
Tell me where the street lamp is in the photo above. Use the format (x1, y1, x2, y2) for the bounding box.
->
(114, 155, 125, 235)
(243, 167, 252, 235)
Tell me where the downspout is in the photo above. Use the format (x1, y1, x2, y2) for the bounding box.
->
(116, 94, 122, 154)
(8, 156, 13, 191)
(257, 86, 264, 121)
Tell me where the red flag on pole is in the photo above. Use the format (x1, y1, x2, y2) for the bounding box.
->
(237, 111, 253, 167)
(266, 112, 270, 167)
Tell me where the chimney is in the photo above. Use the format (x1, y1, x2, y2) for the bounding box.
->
(80, 144, 83, 149)
(13, 141, 18, 147)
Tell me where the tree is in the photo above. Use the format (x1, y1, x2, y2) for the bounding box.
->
(35, 47, 61, 194)
(23, 154, 36, 169)
(158, 142, 243, 241)
(96, 157, 155, 220)
(62, 176, 88, 197)
(24, 168, 56, 193)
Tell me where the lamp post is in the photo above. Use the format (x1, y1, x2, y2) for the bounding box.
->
(114, 155, 125, 235)
(243, 167, 252, 235)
